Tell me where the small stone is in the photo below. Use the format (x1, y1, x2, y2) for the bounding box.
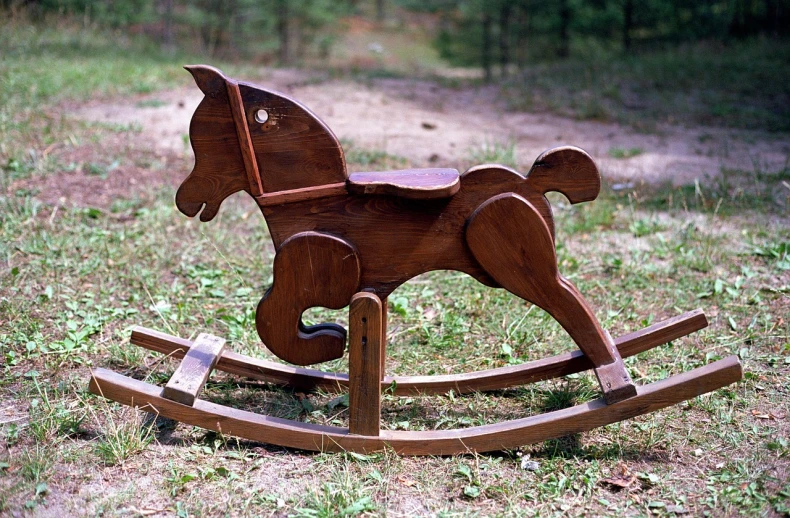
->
(520, 455, 539, 471)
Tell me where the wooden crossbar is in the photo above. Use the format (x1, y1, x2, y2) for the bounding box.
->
(162, 333, 226, 406)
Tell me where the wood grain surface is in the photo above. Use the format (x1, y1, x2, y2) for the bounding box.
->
(89, 355, 741, 454)
(348, 292, 383, 436)
(466, 192, 636, 403)
(129, 309, 707, 396)
(239, 82, 347, 193)
(226, 80, 264, 196)
(176, 66, 251, 222)
(255, 231, 360, 365)
(347, 168, 460, 199)
(162, 333, 226, 406)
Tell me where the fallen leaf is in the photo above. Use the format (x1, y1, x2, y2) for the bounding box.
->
(397, 476, 418, 487)
(600, 463, 637, 489)
(423, 307, 437, 320)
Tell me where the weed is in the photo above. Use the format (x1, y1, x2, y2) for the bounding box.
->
(628, 217, 663, 237)
(28, 380, 85, 441)
(165, 463, 199, 497)
(92, 405, 155, 466)
(340, 139, 407, 170)
(467, 140, 518, 169)
(294, 466, 377, 517)
(753, 241, 790, 270)
(560, 194, 618, 234)
(19, 445, 53, 484)
(135, 99, 167, 108)
(608, 147, 643, 159)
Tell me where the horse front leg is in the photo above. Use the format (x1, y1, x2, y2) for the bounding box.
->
(256, 232, 361, 366)
(466, 193, 637, 404)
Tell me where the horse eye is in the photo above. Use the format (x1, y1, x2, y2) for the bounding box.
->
(254, 109, 269, 124)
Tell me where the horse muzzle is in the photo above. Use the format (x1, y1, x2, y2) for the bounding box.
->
(175, 177, 221, 222)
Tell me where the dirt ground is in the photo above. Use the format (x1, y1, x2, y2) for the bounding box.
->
(76, 67, 790, 188)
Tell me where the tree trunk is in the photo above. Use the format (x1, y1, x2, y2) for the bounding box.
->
(161, 0, 174, 52)
(499, 2, 512, 78)
(277, 0, 290, 65)
(482, 8, 492, 82)
(376, 0, 385, 22)
(558, 0, 570, 58)
(515, 1, 530, 68)
(623, 0, 633, 52)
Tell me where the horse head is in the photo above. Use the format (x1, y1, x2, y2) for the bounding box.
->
(176, 65, 347, 222)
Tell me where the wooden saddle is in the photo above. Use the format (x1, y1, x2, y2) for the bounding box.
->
(89, 66, 742, 455)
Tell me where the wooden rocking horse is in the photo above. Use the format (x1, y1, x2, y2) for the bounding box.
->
(89, 66, 742, 454)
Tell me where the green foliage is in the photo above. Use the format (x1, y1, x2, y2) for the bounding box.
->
(4, 0, 353, 62)
(609, 147, 643, 159)
(503, 39, 790, 131)
(467, 140, 518, 169)
(93, 407, 155, 465)
(401, 0, 790, 86)
(294, 466, 377, 517)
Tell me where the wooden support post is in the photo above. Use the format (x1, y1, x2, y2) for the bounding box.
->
(380, 296, 388, 378)
(348, 292, 383, 436)
(162, 333, 226, 406)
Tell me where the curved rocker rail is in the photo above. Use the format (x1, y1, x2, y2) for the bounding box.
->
(129, 309, 708, 396)
(90, 356, 741, 455)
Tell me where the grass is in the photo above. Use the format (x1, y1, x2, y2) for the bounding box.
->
(0, 15, 789, 517)
(467, 140, 519, 169)
(503, 39, 790, 132)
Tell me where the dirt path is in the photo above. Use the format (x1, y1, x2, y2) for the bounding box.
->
(77, 68, 790, 187)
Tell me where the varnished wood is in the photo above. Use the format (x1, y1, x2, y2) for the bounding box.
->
(347, 168, 460, 199)
(89, 67, 744, 455)
(524, 146, 600, 203)
(89, 356, 742, 455)
(254, 182, 347, 207)
(380, 297, 388, 376)
(256, 232, 360, 366)
(176, 66, 250, 222)
(162, 333, 225, 406)
(238, 82, 347, 193)
(348, 293, 382, 436)
(226, 81, 264, 196)
(260, 165, 549, 296)
(129, 309, 708, 395)
(466, 193, 636, 403)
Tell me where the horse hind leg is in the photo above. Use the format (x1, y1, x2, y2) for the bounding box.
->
(466, 193, 637, 404)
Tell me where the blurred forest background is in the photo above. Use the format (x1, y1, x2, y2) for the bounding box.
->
(3, 0, 788, 131)
(4, 0, 788, 71)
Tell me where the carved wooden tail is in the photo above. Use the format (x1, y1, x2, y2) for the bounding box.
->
(523, 146, 601, 205)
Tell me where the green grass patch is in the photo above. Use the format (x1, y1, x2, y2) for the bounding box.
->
(503, 39, 790, 132)
(467, 140, 518, 169)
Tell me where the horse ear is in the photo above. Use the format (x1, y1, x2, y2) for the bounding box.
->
(184, 65, 228, 96)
